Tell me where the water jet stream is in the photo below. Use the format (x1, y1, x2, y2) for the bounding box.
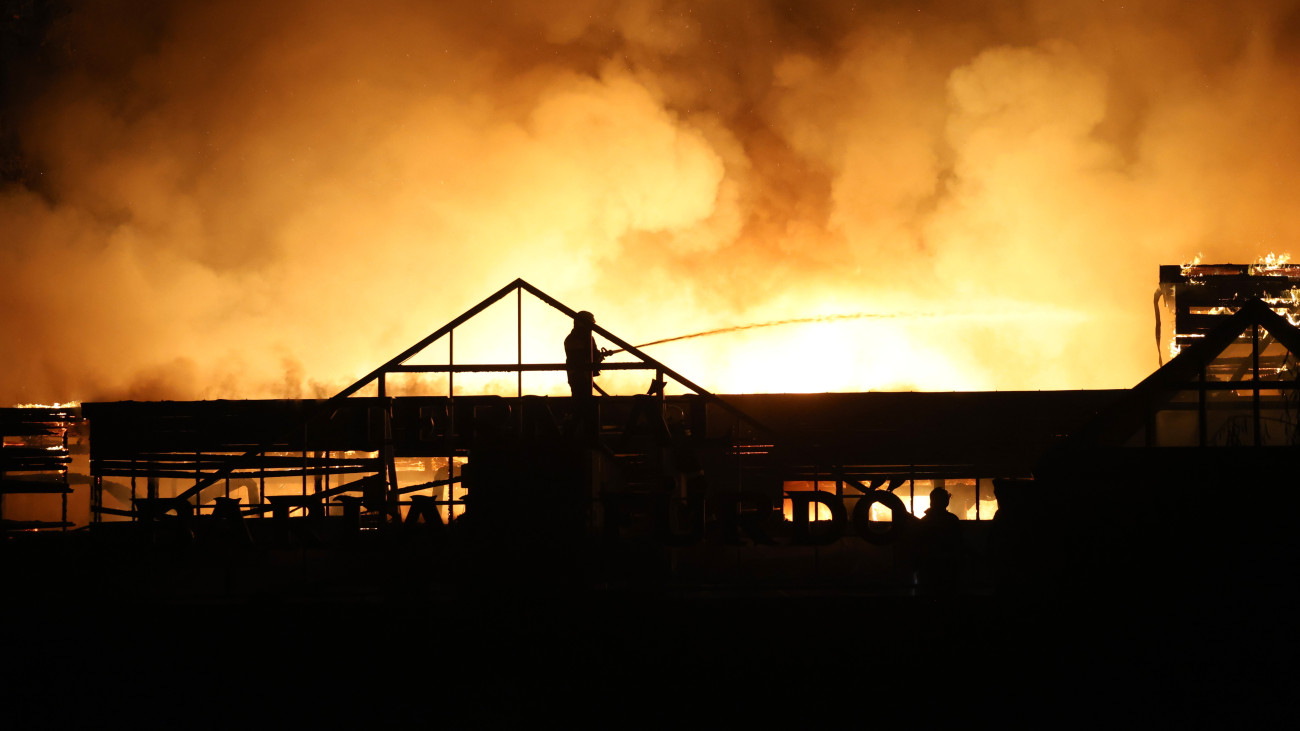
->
(607, 307, 1083, 355)
(608, 311, 934, 355)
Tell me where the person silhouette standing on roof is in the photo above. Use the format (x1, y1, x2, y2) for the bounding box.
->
(565, 311, 604, 398)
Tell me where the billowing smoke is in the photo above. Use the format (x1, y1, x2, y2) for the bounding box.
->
(5, 0, 1300, 402)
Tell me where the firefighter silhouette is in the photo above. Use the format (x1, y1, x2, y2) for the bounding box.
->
(564, 311, 604, 397)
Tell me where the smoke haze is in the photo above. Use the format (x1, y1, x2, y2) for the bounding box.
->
(4, 0, 1300, 402)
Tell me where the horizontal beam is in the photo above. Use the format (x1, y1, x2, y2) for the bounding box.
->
(92, 465, 381, 480)
(94, 455, 380, 468)
(384, 362, 656, 373)
(1164, 381, 1300, 391)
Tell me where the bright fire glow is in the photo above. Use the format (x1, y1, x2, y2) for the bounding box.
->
(7, 5, 1300, 404)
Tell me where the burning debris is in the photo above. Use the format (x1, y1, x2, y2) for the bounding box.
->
(1158, 254, 1300, 367)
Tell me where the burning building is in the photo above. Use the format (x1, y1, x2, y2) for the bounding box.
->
(6, 265, 1297, 597)
(7, 3, 1300, 717)
(5, 265, 1298, 729)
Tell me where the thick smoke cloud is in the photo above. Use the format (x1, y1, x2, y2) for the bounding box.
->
(4, 0, 1300, 402)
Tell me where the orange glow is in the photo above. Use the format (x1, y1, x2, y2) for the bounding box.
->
(783, 480, 998, 523)
(781, 481, 837, 522)
(781, 499, 837, 523)
(8, 4, 1300, 404)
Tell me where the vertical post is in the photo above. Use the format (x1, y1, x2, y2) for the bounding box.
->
(908, 467, 915, 516)
(447, 458, 456, 524)
(812, 464, 821, 575)
(1198, 365, 1208, 447)
(324, 451, 332, 517)
(517, 287, 523, 398)
(384, 399, 400, 523)
(92, 475, 103, 525)
(1253, 323, 1262, 446)
(447, 329, 457, 520)
(517, 287, 524, 436)
(61, 420, 69, 530)
(195, 450, 201, 515)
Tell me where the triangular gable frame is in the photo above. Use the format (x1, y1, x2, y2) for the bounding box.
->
(1140, 299, 1300, 389)
(332, 278, 769, 431)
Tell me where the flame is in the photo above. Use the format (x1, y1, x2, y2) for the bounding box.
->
(1179, 253, 1209, 286)
(1250, 252, 1293, 275)
(1261, 290, 1300, 327)
(1189, 306, 1237, 316)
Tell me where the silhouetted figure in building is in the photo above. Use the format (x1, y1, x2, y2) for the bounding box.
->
(916, 486, 962, 594)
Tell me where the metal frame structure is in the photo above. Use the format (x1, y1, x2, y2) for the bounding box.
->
(87, 279, 774, 528)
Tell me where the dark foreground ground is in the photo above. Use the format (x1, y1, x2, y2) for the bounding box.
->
(2, 531, 1296, 727)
